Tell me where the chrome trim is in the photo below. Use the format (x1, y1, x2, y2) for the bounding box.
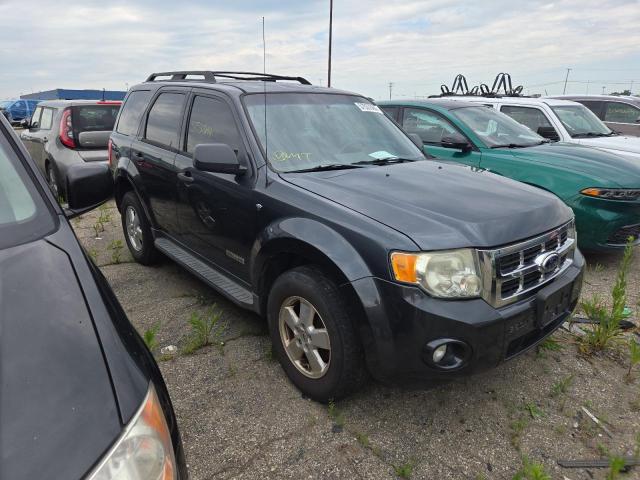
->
(478, 220, 576, 308)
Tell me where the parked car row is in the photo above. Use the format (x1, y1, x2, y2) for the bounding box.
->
(0, 98, 40, 124)
(5, 69, 639, 479)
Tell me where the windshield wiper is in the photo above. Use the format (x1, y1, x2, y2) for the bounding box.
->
(572, 132, 614, 138)
(286, 163, 366, 173)
(352, 156, 419, 166)
(489, 143, 530, 149)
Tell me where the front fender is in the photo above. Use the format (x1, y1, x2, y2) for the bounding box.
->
(251, 217, 374, 286)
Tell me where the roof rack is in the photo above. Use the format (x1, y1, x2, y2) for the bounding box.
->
(430, 73, 526, 98)
(145, 71, 312, 85)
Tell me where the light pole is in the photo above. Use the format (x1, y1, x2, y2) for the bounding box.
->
(602, 86, 606, 95)
(327, 0, 333, 88)
(562, 68, 572, 94)
(388, 82, 394, 100)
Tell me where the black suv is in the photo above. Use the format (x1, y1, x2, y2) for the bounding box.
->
(109, 71, 585, 401)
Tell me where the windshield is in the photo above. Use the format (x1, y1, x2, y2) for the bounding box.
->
(74, 104, 120, 133)
(452, 106, 544, 148)
(0, 132, 55, 248)
(243, 93, 424, 172)
(551, 104, 612, 137)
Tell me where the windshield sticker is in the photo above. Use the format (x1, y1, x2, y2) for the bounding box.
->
(355, 103, 383, 114)
(273, 151, 312, 162)
(369, 151, 397, 160)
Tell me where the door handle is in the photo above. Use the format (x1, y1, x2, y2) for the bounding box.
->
(43, 137, 48, 143)
(177, 171, 194, 183)
(133, 151, 144, 158)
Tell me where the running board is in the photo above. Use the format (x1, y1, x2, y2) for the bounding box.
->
(154, 237, 255, 308)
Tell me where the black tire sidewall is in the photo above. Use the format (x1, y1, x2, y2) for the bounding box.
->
(267, 266, 363, 402)
(120, 191, 157, 265)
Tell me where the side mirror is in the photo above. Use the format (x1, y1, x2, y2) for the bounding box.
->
(19, 118, 29, 129)
(441, 135, 472, 152)
(193, 143, 247, 175)
(408, 133, 424, 149)
(537, 126, 560, 141)
(65, 163, 113, 218)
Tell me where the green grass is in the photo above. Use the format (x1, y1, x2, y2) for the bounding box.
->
(550, 375, 573, 398)
(607, 456, 627, 480)
(143, 323, 160, 352)
(327, 400, 345, 427)
(182, 306, 225, 355)
(537, 337, 563, 355)
(393, 461, 414, 479)
(627, 339, 640, 379)
(513, 457, 551, 480)
(510, 418, 529, 448)
(108, 239, 124, 264)
(580, 238, 634, 353)
(524, 403, 545, 419)
(355, 432, 370, 448)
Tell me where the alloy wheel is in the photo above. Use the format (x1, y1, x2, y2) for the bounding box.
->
(125, 206, 144, 252)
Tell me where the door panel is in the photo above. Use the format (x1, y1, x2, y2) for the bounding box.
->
(401, 107, 481, 167)
(175, 94, 256, 282)
(133, 91, 186, 233)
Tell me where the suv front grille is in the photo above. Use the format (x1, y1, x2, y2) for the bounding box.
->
(477, 221, 576, 308)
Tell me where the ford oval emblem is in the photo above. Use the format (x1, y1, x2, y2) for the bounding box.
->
(536, 252, 560, 274)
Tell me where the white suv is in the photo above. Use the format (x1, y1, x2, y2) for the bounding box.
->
(446, 95, 640, 161)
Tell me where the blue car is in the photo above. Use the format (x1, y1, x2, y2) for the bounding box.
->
(0, 99, 41, 125)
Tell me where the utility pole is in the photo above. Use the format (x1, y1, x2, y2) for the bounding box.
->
(630, 80, 634, 95)
(327, 0, 333, 88)
(562, 68, 572, 94)
(388, 82, 394, 100)
(602, 86, 606, 94)
(586, 80, 589, 94)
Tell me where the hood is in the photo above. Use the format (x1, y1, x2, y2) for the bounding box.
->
(507, 142, 640, 187)
(282, 160, 572, 250)
(575, 135, 640, 159)
(0, 239, 121, 480)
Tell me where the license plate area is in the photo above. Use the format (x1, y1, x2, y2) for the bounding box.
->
(535, 275, 574, 328)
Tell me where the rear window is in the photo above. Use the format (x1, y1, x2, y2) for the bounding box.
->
(116, 90, 152, 136)
(0, 131, 55, 248)
(73, 105, 120, 133)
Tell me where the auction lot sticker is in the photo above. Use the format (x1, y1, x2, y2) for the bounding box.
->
(355, 103, 383, 113)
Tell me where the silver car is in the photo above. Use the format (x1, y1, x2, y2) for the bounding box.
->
(20, 100, 121, 199)
(555, 95, 640, 137)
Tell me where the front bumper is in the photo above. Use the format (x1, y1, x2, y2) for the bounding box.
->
(348, 249, 584, 383)
(570, 194, 640, 250)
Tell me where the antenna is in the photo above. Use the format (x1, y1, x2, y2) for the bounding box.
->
(262, 17, 268, 163)
(102, 88, 105, 101)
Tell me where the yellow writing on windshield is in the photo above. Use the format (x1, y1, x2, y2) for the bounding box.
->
(272, 151, 312, 162)
(192, 121, 215, 138)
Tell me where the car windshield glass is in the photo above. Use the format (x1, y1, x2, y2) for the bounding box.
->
(0, 132, 55, 249)
(74, 104, 120, 133)
(243, 93, 424, 172)
(551, 105, 612, 137)
(451, 106, 544, 148)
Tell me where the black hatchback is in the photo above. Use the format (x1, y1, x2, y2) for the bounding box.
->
(0, 115, 186, 478)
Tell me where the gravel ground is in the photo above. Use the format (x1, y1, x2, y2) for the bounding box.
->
(74, 201, 640, 480)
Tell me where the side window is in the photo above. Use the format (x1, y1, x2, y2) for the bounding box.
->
(39, 108, 54, 130)
(604, 102, 640, 123)
(145, 93, 186, 148)
(116, 90, 152, 136)
(30, 107, 42, 128)
(15, 101, 26, 113)
(500, 105, 553, 134)
(380, 106, 399, 122)
(186, 96, 243, 155)
(579, 100, 604, 118)
(402, 108, 460, 144)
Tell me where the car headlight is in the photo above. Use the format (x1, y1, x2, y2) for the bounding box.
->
(581, 188, 640, 201)
(390, 248, 482, 298)
(88, 384, 176, 480)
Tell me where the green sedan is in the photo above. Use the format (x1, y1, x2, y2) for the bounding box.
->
(379, 99, 640, 251)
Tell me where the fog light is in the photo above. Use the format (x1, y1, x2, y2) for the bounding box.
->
(433, 344, 448, 363)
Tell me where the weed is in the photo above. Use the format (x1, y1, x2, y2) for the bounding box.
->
(607, 456, 626, 480)
(92, 220, 104, 238)
(630, 396, 640, 412)
(143, 323, 160, 352)
(580, 238, 634, 353)
(597, 443, 610, 457)
(356, 432, 370, 448)
(393, 461, 414, 479)
(510, 417, 528, 448)
(97, 204, 111, 223)
(327, 399, 345, 427)
(227, 365, 237, 377)
(108, 240, 124, 264)
(265, 344, 276, 362)
(537, 337, 563, 355)
(513, 457, 551, 480)
(627, 339, 640, 379)
(524, 403, 545, 419)
(182, 307, 225, 355)
(550, 375, 573, 398)
(87, 248, 98, 263)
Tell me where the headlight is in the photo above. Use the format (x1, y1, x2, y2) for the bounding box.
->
(390, 248, 482, 298)
(581, 188, 640, 201)
(88, 384, 176, 480)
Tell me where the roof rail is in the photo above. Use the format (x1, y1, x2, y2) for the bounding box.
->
(145, 71, 312, 85)
(430, 73, 526, 98)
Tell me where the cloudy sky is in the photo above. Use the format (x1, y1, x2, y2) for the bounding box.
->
(1, 0, 639, 100)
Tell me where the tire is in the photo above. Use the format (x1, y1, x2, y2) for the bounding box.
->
(267, 266, 367, 402)
(45, 161, 63, 201)
(120, 191, 158, 265)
